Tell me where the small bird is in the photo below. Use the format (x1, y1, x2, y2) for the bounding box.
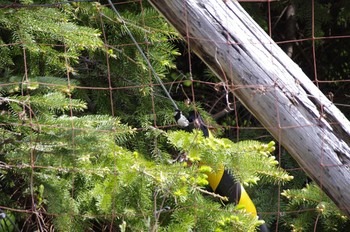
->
(174, 109, 189, 127)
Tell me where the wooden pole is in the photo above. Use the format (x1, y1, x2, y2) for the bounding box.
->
(148, 0, 350, 217)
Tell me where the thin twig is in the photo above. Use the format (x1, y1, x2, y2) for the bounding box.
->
(195, 187, 228, 202)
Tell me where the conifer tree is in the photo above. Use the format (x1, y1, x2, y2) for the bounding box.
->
(0, 0, 348, 231)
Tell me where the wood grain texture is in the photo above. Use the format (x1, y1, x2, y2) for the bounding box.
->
(148, 0, 350, 216)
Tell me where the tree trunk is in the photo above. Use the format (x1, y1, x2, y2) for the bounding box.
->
(148, 0, 350, 217)
(284, 4, 296, 58)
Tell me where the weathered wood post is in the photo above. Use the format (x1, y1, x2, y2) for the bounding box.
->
(148, 0, 350, 217)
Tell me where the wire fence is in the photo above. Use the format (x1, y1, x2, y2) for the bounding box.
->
(0, 0, 350, 231)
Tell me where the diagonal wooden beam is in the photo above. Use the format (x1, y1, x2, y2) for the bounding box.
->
(148, 0, 350, 217)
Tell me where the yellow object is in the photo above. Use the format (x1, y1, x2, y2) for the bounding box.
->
(206, 165, 257, 217)
(207, 166, 225, 191)
(186, 110, 266, 231)
(238, 185, 257, 216)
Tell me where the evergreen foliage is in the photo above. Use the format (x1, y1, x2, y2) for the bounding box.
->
(241, 1, 350, 230)
(0, 1, 287, 231)
(166, 130, 292, 185)
(281, 183, 349, 231)
(0, 0, 349, 231)
(0, 4, 103, 74)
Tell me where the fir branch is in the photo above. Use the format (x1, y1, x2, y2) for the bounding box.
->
(194, 186, 229, 202)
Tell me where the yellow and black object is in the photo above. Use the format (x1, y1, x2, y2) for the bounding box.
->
(186, 110, 269, 232)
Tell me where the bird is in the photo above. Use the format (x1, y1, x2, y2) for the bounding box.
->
(174, 109, 189, 127)
(185, 110, 269, 232)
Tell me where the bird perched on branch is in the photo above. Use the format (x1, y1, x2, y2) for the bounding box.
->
(183, 110, 269, 232)
(174, 109, 189, 127)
